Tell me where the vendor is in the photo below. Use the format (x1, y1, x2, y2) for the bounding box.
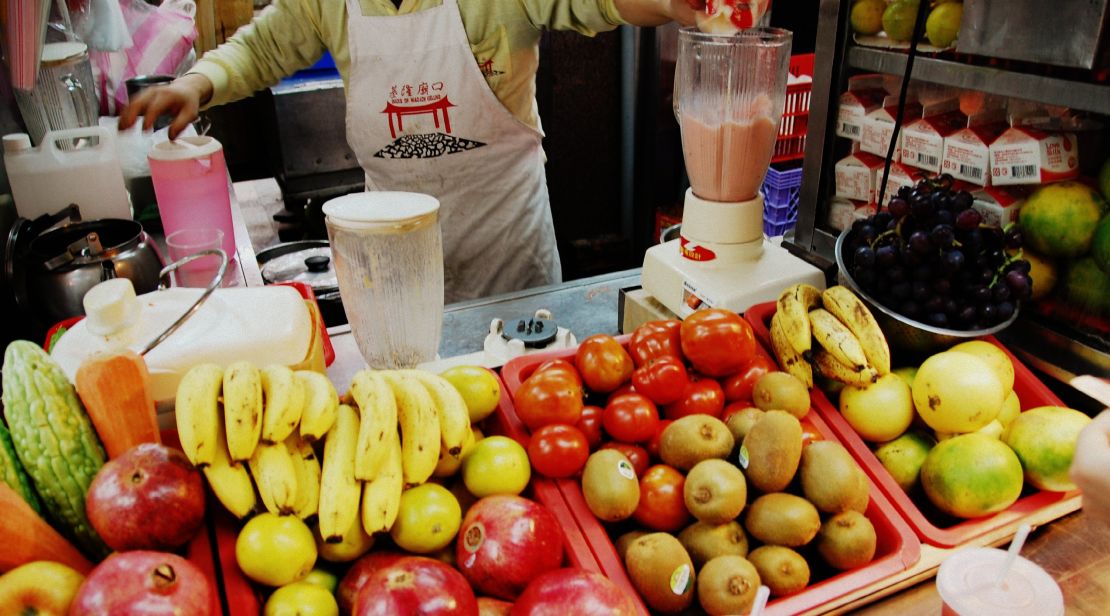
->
(120, 0, 704, 303)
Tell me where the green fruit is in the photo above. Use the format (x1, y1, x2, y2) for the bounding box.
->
(920, 433, 1024, 519)
(1092, 215, 1110, 275)
(1062, 258, 1110, 315)
(0, 421, 41, 513)
(851, 0, 887, 35)
(925, 2, 963, 47)
(874, 430, 935, 493)
(1019, 182, 1106, 259)
(882, 0, 921, 42)
(1004, 406, 1091, 492)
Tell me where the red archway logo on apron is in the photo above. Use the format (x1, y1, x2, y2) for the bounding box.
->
(374, 80, 486, 159)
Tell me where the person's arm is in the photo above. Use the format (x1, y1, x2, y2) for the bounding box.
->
(614, 0, 704, 27)
(1071, 409, 1110, 527)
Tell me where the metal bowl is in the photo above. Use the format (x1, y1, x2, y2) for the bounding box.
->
(834, 227, 1018, 354)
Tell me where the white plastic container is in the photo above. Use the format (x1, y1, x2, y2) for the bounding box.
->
(3, 126, 132, 221)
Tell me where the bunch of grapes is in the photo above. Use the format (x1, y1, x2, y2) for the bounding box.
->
(842, 175, 1032, 330)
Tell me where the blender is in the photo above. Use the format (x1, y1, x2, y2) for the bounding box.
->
(641, 27, 824, 317)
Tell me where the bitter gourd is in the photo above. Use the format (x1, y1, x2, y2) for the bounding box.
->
(0, 420, 41, 513)
(1, 340, 109, 559)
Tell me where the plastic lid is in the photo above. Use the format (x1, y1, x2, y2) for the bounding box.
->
(41, 42, 88, 65)
(83, 278, 141, 337)
(3, 134, 31, 153)
(260, 246, 338, 291)
(322, 192, 439, 229)
(147, 136, 223, 161)
(936, 548, 1064, 616)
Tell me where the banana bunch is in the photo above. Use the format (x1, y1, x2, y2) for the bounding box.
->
(771, 284, 891, 388)
(176, 362, 339, 519)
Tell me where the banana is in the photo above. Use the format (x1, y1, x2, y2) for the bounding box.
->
(223, 361, 263, 461)
(286, 431, 321, 520)
(175, 363, 224, 467)
(381, 371, 440, 485)
(770, 312, 814, 388)
(361, 430, 402, 534)
(401, 369, 470, 460)
(821, 285, 891, 376)
(809, 308, 870, 371)
(350, 370, 398, 481)
(249, 440, 299, 515)
(297, 370, 339, 442)
(203, 408, 257, 519)
(319, 403, 361, 541)
(812, 349, 880, 387)
(776, 283, 823, 354)
(260, 364, 305, 443)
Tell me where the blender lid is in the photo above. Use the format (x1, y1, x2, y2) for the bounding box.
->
(258, 243, 338, 292)
(322, 192, 439, 228)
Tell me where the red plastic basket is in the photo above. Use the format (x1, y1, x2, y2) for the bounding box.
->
(771, 53, 814, 164)
(744, 301, 1076, 549)
(499, 335, 921, 615)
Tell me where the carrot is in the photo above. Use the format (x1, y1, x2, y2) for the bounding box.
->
(75, 350, 161, 459)
(0, 483, 94, 574)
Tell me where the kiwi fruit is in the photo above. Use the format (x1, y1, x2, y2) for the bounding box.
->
(659, 415, 735, 471)
(615, 530, 649, 561)
(752, 371, 811, 418)
(817, 510, 877, 570)
(742, 410, 803, 493)
(725, 406, 765, 442)
(624, 532, 696, 613)
(744, 493, 821, 547)
(581, 449, 640, 521)
(800, 441, 870, 514)
(684, 459, 747, 524)
(677, 521, 749, 568)
(747, 545, 810, 597)
(697, 555, 761, 616)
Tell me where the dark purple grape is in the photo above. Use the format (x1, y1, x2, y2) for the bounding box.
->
(928, 312, 950, 327)
(955, 208, 982, 231)
(933, 278, 952, 295)
(983, 228, 1004, 250)
(892, 282, 912, 300)
(909, 231, 931, 255)
(898, 186, 913, 200)
(888, 197, 910, 218)
(979, 268, 995, 283)
(962, 228, 983, 253)
(971, 285, 991, 304)
(957, 305, 978, 324)
(1004, 270, 1031, 298)
(854, 268, 877, 287)
(996, 301, 1015, 321)
(852, 218, 868, 233)
(936, 209, 955, 227)
(912, 281, 931, 301)
(854, 245, 876, 269)
(953, 191, 973, 211)
(873, 212, 894, 230)
(901, 301, 922, 318)
(925, 296, 944, 313)
(1005, 227, 1023, 249)
(903, 250, 923, 267)
(910, 198, 934, 221)
(980, 303, 998, 322)
(942, 249, 966, 272)
(876, 245, 899, 267)
(858, 224, 878, 243)
(992, 283, 1012, 303)
(887, 266, 907, 283)
(943, 298, 959, 316)
(930, 224, 956, 248)
(912, 265, 932, 281)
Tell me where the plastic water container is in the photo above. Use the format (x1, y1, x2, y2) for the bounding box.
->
(2, 126, 132, 221)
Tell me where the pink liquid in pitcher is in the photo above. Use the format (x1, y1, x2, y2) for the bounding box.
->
(681, 97, 778, 202)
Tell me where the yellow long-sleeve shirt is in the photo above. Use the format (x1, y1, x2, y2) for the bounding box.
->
(189, 0, 628, 133)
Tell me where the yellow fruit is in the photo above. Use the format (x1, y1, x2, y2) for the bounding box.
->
(975, 419, 1004, 440)
(461, 435, 531, 497)
(264, 582, 339, 616)
(851, 0, 886, 35)
(892, 366, 918, 388)
(947, 340, 1014, 396)
(237, 513, 317, 587)
(874, 430, 935, 492)
(434, 427, 476, 478)
(912, 351, 1004, 433)
(390, 483, 462, 553)
(882, 0, 920, 42)
(0, 561, 84, 615)
(925, 1, 962, 47)
(301, 568, 339, 594)
(315, 518, 375, 563)
(998, 391, 1021, 439)
(921, 433, 1023, 518)
(1020, 181, 1107, 259)
(1004, 406, 1092, 492)
(1020, 249, 1059, 301)
(440, 365, 501, 422)
(839, 373, 915, 442)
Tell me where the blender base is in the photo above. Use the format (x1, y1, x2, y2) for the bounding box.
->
(641, 237, 825, 318)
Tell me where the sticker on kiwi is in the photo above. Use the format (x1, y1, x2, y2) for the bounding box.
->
(462, 522, 485, 553)
(617, 459, 636, 480)
(669, 563, 692, 595)
(738, 444, 750, 470)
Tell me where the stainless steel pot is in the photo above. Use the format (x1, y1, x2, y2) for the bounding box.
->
(257, 240, 347, 327)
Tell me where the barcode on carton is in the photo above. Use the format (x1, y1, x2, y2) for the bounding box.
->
(960, 164, 983, 180)
(917, 153, 939, 167)
(841, 123, 861, 137)
(1011, 165, 1037, 179)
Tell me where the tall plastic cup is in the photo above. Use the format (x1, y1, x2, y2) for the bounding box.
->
(936, 547, 1065, 616)
(323, 192, 444, 368)
(147, 136, 236, 260)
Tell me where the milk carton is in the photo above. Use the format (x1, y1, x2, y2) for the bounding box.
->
(941, 109, 1008, 187)
(883, 162, 931, 204)
(827, 198, 876, 232)
(861, 95, 923, 162)
(971, 186, 1028, 227)
(835, 151, 887, 204)
(836, 76, 888, 142)
(989, 126, 1079, 186)
(901, 100, 967, 174)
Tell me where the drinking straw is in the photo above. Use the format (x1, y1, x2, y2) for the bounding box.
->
(750, 585, 771, 616)
(995, 523, 1032, 586)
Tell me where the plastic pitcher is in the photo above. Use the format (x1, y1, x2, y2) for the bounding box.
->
(147, 136, 236, 260)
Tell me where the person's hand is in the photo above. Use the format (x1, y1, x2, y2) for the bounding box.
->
(1071, 409, 1110, 527)
(685, 0, 708, 10)
(118, 74, 214, 140)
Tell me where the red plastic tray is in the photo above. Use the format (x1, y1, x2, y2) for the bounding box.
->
(744, 301, 1076, 549)
(499, 337, 921, 615)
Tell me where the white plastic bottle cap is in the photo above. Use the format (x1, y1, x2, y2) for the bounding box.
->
(3, 134, 32, 154)
(83, 278, 141, 337)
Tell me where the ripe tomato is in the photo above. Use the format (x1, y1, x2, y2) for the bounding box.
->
(631, 356, 690, 406)
(632, 465, 689, 532)
(602, 393, 660, 443)
(628, 320, 683, 368)
(532, 359, 582, 385)
(600, 442, 650, 478)
(527, 424, 590, 478)
(721, 353, 777, 403)
(514, 370, 584, 431)
(575, 405, 604, 450)
(663, 378, 725, 420)
(605, 382, 637, 406)
(680, 309, 756, 377)
(645, 419, 673, 460)
(575, 335, 634, 394)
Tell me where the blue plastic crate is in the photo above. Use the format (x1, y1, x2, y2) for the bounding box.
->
(761, 163, 803, 237)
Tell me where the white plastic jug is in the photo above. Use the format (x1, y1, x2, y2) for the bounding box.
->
(3, 126, 132, 221)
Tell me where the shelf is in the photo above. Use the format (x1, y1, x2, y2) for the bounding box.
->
(848, 46, 1110, 116)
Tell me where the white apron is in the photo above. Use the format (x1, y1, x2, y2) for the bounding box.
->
(343, 0, 561, 303)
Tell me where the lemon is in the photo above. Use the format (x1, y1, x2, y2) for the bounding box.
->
(391, 483, 462, 553)
(882, 0, 920, 42)
(947, 340, 1014, 396)
(839, 372, 915, 442)
(925, 1, 962, 48)
(264, 582, 339, 616)
(461, 435, 531, 497)
(1004, 406, 1091, 492)
(237, 513, 317, 587)
(441, 365, 501, 422)
(912, 351, 1004, 433)
(851, 0, 886, 35)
